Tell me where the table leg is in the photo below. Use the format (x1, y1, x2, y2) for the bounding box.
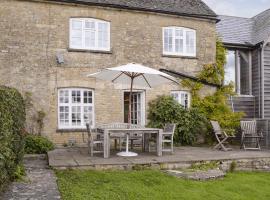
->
(157, 129, 162, 157)
(104, 130, 109, 158)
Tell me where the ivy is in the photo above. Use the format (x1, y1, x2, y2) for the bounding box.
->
(181, 38, 244, 137)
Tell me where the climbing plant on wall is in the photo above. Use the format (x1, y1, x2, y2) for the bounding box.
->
(181, 38, 244, 138)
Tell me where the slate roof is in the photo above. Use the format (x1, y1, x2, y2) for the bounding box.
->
(217, 9, 270, 46)
(47, 0, 217, 20)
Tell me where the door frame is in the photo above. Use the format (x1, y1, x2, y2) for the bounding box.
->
(122, 90, 146, 126)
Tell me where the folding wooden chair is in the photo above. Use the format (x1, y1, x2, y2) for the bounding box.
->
(210, 121, 235, 151)
(240, 120, 263, 150)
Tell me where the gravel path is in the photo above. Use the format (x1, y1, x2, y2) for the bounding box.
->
(1, 155, 61, 200)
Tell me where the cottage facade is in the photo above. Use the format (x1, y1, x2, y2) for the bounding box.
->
(217, 10, 270, 119)
(0, 0, 217, 145)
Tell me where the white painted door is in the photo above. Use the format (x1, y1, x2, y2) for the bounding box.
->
(124, 91, 145, 125)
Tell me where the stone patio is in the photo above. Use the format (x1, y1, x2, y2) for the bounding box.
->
(48, 147, 270, 171)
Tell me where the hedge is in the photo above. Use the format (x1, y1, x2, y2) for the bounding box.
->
(0, 86, 26, 192)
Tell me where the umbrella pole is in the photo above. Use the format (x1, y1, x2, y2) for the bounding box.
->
(117, 73, 138, 157)
(126, 76, 134, 153)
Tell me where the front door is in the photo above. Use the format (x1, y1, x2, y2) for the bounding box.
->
(124, 91, 145, 125)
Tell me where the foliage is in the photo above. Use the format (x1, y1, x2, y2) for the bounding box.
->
(198, 38, 227, 85)
(147, 95, 207, 145)
(56, 170, 270, 200)
(191, 85, 244, 135)
(189, 161, 219, 172)
(13, 164, 26, 181)
(0, 86, 26, 191)
(181, 38, 244, 137)
(229, 161, 237, 173)
(24, 134, 54, 154)
(36, 110, 46, 135)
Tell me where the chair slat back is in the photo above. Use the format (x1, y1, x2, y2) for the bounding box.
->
(163, 124, 176, 135)
(240, 121, 257, 135)
(86, 123, 94, 141)
(97, 123, 144, 129)
(210, 121, 222, 135)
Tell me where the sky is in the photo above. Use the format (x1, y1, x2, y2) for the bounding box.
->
(202, 0, 270, 18)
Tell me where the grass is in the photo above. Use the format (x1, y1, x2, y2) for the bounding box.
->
(56, 169, 270, 200)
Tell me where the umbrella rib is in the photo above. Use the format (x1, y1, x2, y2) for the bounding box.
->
(112, 72, 124, 82)
(142, 74, 152, 88)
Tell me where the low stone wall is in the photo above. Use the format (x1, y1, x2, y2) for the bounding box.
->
(162, 158, 270, 172)
(53, 157, 270, 172)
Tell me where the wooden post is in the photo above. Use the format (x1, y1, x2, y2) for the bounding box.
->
(248, 51, 252, 95)
(235, 50, 241, 95)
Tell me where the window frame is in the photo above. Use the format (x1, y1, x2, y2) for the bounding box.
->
(163, 26, 196, 57)
(58, 88, 95, 130)
(171, 91, 191, 109)
(69, 18, 111, 51)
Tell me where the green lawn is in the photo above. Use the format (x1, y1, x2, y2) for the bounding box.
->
(56, 170, 270, 200)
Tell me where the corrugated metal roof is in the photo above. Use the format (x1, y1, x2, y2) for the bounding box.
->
(217, 9, 270, 46)
(47, 0, 217, 20)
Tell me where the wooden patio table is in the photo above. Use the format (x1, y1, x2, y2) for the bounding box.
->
(98, 128, 163, 158)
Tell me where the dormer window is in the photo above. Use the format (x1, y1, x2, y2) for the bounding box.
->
(69, 18, 110, 51)
(163, 27, 196, 57)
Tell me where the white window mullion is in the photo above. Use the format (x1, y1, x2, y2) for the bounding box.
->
(82, 21, 85, 49)
(95, 21, 98, 50)
(80, 90, 84, 127)
(69, 90, 72, 128)
(183, 29, 187, 56)
(173, 28, 175, 53)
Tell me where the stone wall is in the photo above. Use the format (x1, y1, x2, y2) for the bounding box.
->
(0, 0, 217, 145)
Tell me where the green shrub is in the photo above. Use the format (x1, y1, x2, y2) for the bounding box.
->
(147, 95, 207, 145)
(0, 86, 26, 191)
(24, 135, 54, 154)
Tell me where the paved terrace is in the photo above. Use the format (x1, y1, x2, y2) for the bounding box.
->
(48, 147, 270, 170)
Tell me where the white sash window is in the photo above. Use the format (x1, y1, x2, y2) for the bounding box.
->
(163, 27, 196, 57)
(70, 18, 110, 51)
(171, 91, 191, 109)
(58, 88, 95, 129)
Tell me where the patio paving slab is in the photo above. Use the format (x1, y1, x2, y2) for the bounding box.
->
(48, 147, 270, 169)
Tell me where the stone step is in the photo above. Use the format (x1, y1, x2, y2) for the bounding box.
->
(165, 169, 226, 181)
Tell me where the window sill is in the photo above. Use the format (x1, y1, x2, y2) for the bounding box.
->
(68, 48, 113, 54)
(162, 54, 197, 59)
(56, 129, 87, 133)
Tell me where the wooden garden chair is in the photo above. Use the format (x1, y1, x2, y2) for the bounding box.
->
(148, 123, 176, 154)
(210, 121, 235, 151)
(86, 123, 104, 157)
(240, 120, 263, 150)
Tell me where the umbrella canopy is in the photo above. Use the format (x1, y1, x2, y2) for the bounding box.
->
(87, 63, 176, 157)
(88, 63, 176, 88)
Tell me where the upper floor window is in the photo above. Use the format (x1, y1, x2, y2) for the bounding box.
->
(69, 18, 110, 51)
(171, 91, 191, 109)
(58, 88, 95, 129)
(163, 27, 196, 57)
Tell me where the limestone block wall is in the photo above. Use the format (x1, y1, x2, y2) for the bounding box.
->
(0, 0, 217, 145)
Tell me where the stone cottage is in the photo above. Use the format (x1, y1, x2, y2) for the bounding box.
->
(0, 0, 218, 145)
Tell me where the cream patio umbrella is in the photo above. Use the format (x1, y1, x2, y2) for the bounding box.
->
(87, 63, 176, 157)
